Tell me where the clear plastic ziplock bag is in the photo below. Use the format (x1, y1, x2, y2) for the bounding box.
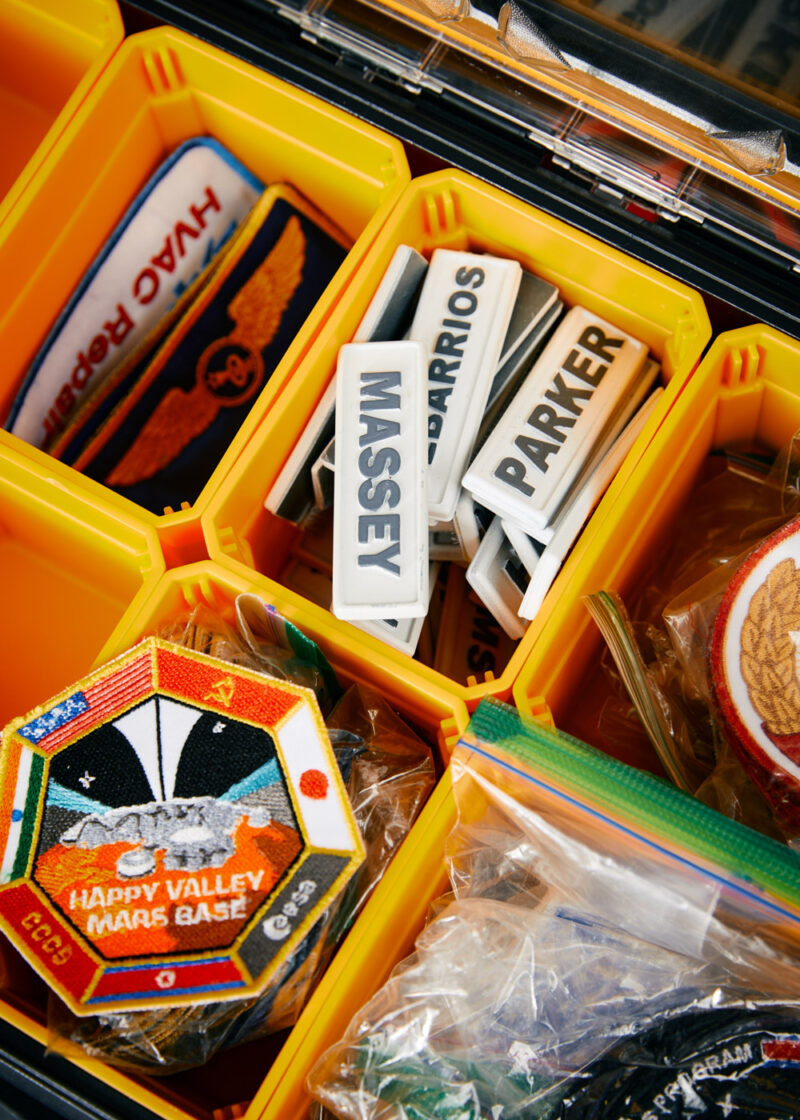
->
(309, 700, 800, 1120)
(47, 595, 435, 1073)
(585, 431, 800, 843)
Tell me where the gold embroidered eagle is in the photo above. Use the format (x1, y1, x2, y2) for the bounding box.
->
(105, 215, 306, 489)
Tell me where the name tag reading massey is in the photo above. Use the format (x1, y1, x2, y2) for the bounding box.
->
(7, 138, 262, 448)
(463, 306, 649, 535)
(408, 249, 521, 524)
(332, 340, 428, 621)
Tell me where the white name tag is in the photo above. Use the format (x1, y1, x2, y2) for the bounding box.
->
(265, 377, 337, 522)
(332, 340, 428, 620)
(453, 491, 494, 561)
(312, 436, 336, 510)
(353, 614, 427, 657)
(429, 519, 465, 562)
(518, 387, 662, 620)
(501, 519, 545, 577)
(526, 357, 660, 546)
(264, 246, 428, 522)
(477, 297, 563, 456)
(352, 563, 440, 656)
(408, 249, 521, 523)
(466, 517, 529, 640)
(462, 306, 649, 535)
(8, 138, 262, 448)
(353, 244, 428, 344)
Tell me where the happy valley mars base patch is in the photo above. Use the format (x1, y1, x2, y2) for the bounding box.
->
(0, 639, 363, 1014)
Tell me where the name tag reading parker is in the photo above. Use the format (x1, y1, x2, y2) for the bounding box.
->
(463, 306, 648, 535)
(408, 249, 521, 524)
(332, 341, 428, 621)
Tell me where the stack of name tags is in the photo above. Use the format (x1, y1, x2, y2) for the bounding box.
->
(4, 137, 349, 514)
(266, 244, 661, 669)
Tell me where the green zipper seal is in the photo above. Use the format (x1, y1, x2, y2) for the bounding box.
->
(466, 699, 800, 914)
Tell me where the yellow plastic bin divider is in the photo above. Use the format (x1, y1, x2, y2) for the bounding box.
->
(203, 168, 711, 720)
(0, 560, 469, 1120)
(0, 25, 410, 568)
(0, 0, 123, 229)
(513, 324, 800, 729)
(0, 431, 164, 730)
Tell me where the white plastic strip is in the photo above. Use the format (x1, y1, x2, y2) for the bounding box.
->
(453, 491, 495, 562)
(311, 436, 336, 510)
(353, 245, 428, 344)
(332, 340, 428, 620)
(462, 306, 648, 535)
(501, 519, 545, 577)
(353, 563, 440, 656)
(527, 356, 661, 546)
(265, 376, 338, 520)
(409, 249, 521, 523)
(466, 517, 529, 640)
(518, 388, 663, 620)
(266, 246, 428, 520)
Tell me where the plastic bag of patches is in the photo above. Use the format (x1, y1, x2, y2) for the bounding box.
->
(584, 430, 800, 844)
(308, 713, 800, 1120)
(46, 594, 435, 1072)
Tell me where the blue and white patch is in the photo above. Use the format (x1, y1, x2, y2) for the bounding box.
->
(7, 138, 262, 448)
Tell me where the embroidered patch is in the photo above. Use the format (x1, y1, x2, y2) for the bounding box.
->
(7, 138, 263, 448)
(0, 638, 363, 1015)
(711, 515, 800, 827)
(75, 185, 349, 514)
(47, 250, 223, 465)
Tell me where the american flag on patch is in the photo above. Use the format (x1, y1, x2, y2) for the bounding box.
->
(16, 649, 154, 752)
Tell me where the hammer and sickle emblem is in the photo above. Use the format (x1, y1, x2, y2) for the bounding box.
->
(205, 676, 236, 708)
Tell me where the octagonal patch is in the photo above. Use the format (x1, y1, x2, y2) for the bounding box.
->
(0, 638, 364, 1014)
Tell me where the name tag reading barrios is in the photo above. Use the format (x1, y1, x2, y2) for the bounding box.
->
(332, 340, 428, 622)
(6, 138, 263, 448)
(463, 306, 649, 535)
(408, 249, 521, 524)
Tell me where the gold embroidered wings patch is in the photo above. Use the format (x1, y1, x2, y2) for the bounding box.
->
(105, 215, 306, 488)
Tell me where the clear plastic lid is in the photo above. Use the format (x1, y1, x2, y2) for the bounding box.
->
(267, 0, 800, 269)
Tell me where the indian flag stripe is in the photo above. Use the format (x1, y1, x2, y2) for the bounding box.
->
(12, 753, 45, 881)
(1, 749, 34, 883)
(0, 746, 22, 860)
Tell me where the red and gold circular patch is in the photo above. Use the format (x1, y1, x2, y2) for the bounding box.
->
(711, 515, 800, 828)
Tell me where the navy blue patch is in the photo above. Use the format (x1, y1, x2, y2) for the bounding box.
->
(78, 190, 347, 513)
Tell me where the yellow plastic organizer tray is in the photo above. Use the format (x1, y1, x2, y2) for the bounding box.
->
(513, 324, 800, 740)
(0, 431, 164, 731)
(0, 560, 468, 1120)
(0, 0, 122, 229)
(0, 24, 410, 567)
(203, 168, 711, 718)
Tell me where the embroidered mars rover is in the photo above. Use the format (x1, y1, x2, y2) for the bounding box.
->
(60, 797, 274, 877)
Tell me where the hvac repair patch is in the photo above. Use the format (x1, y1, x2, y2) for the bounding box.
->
(0, 638, 363, 1014)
